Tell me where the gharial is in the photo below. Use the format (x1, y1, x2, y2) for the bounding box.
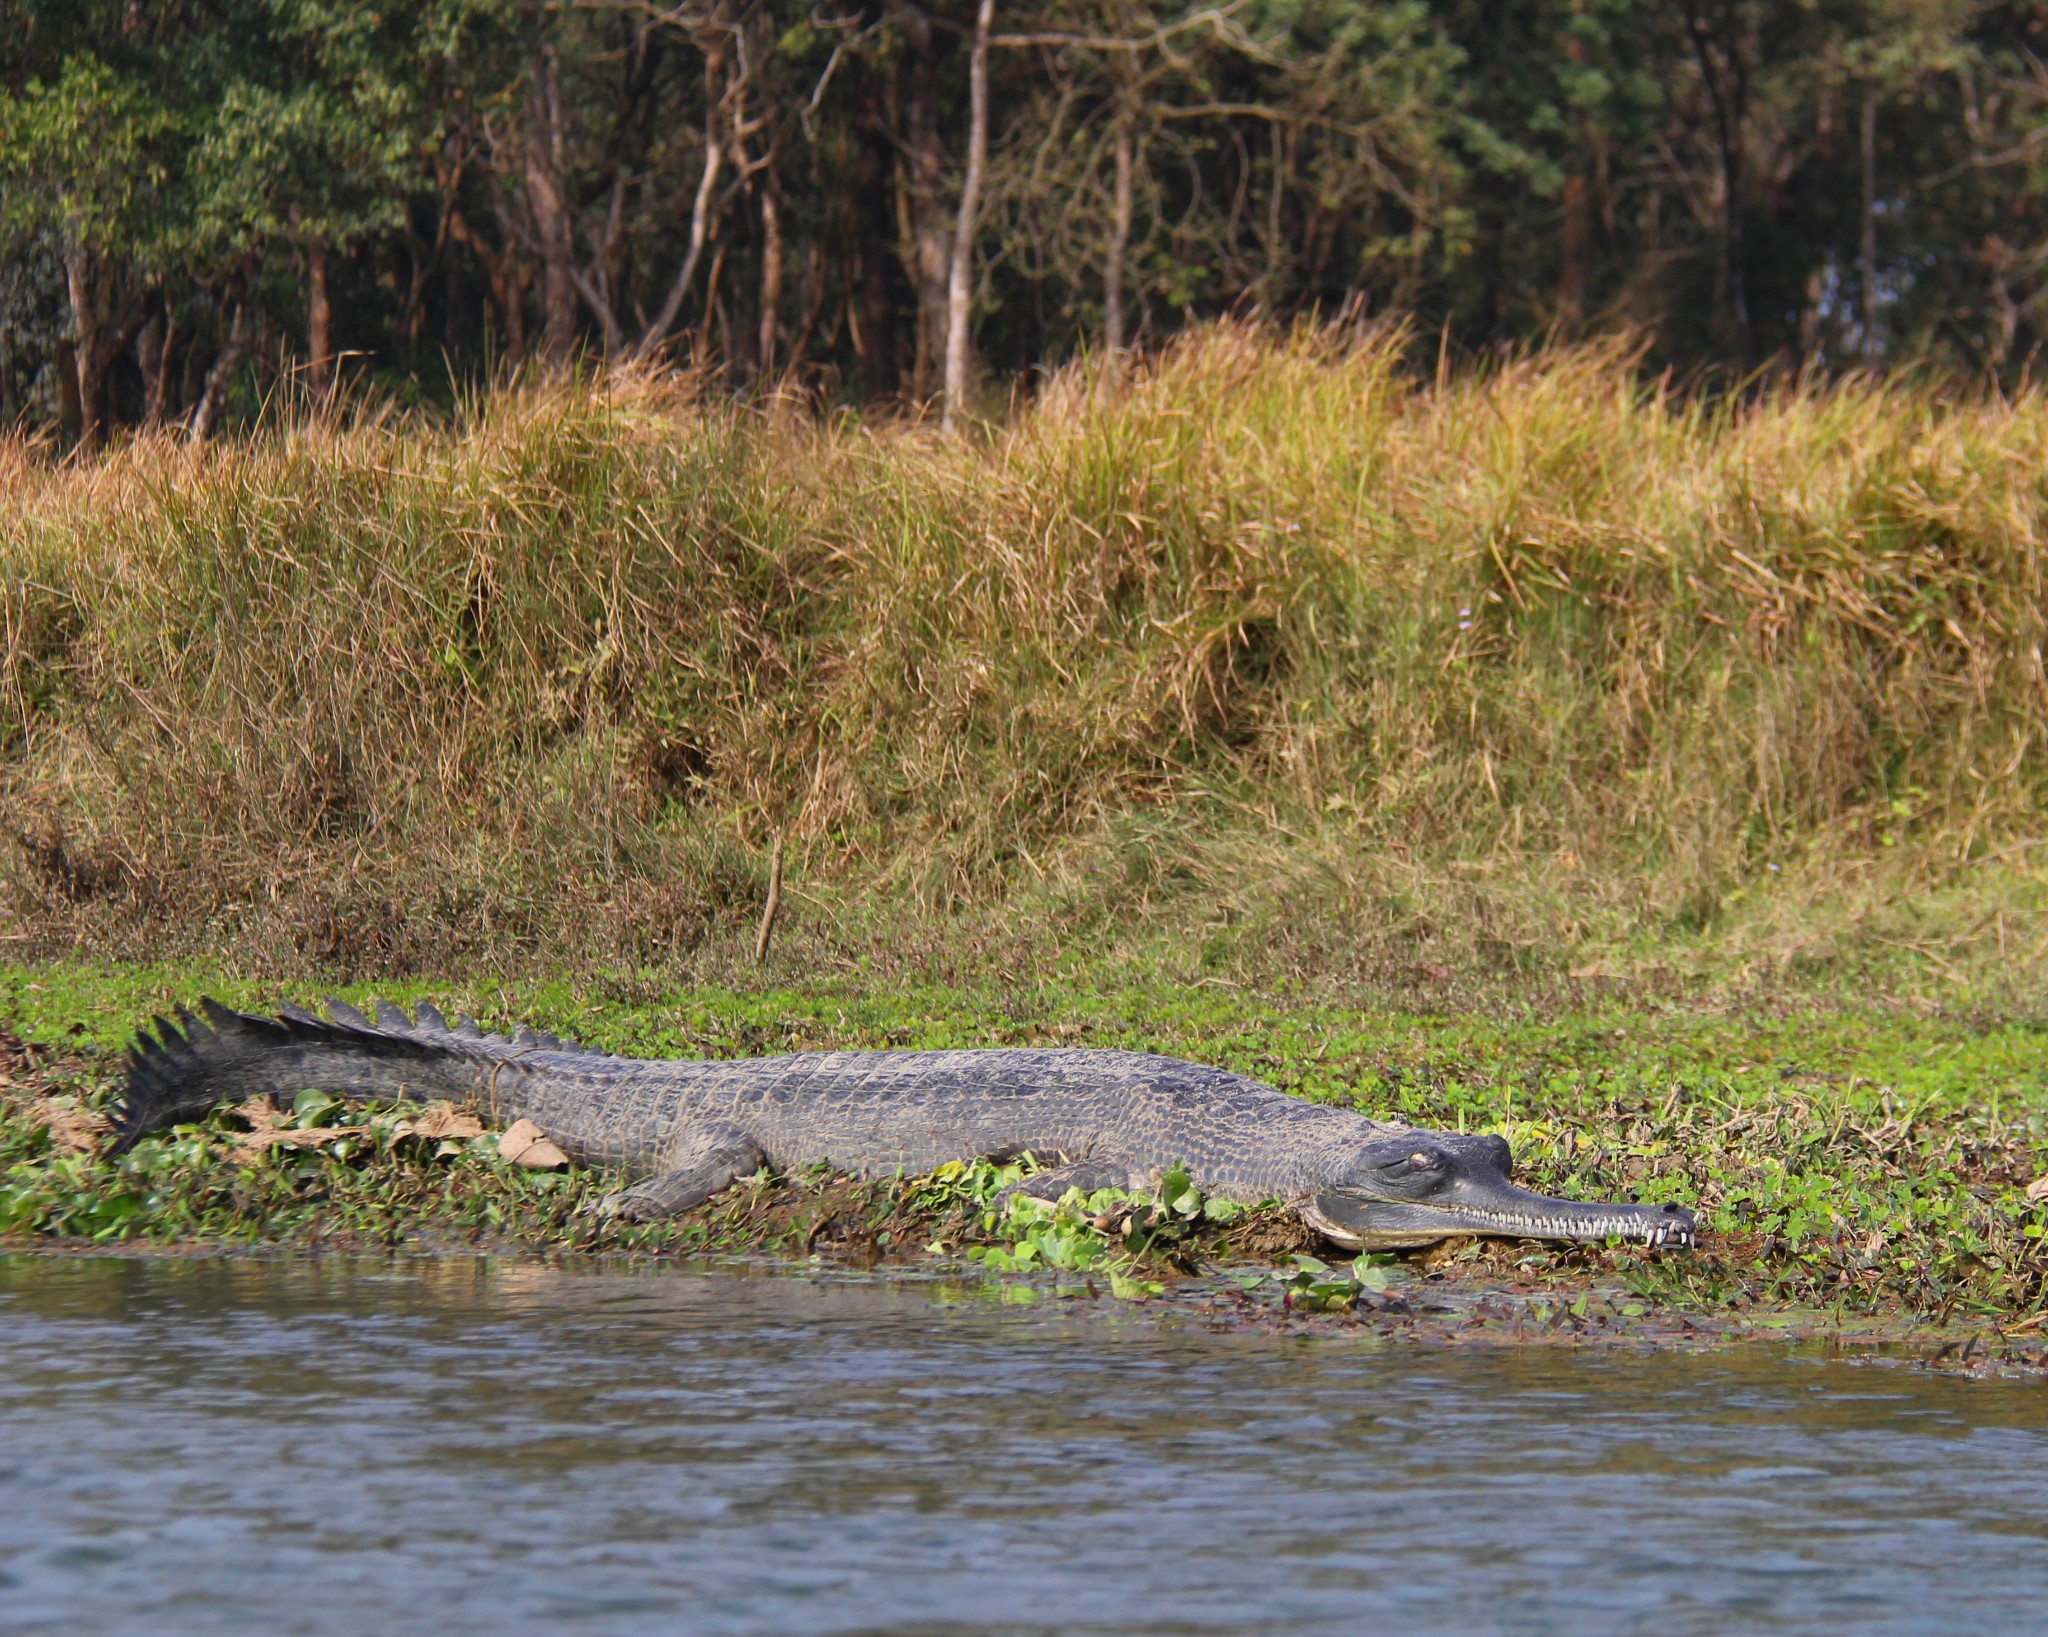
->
(111, 998, 1697, 1251)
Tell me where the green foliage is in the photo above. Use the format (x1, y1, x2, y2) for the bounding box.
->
(0, 56, 182, 263)
(1, 959, 2044, 1323)
(1268, 1251, 1398, 1311)
(919, 1155, 1240, 1295)
(187, 53, 417, 256)
(7, 0, 2048, 443)
(0, 1086, 586, 1246)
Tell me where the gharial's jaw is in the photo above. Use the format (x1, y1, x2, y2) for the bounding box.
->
(1301, 1186, 1697, 1252)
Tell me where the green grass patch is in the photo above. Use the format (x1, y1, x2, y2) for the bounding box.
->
(3, 960, 2043, 1329)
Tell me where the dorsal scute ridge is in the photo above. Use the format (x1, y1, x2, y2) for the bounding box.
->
(152, 1014, 192, 1059)
(198, 998, 290, 1047)
(324, 998, 376, 1031)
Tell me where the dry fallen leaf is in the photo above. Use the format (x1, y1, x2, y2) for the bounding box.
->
(225, 1125, 372, 1155)
(2025, 1174, 2048, 1203)
(404, 1102, 485, 1141)
(0, 1025, 37, 1087)
(28, 1098, 109, 1155)
(219, 1100, 372, 1154)
(498, 1118, 568, 1169)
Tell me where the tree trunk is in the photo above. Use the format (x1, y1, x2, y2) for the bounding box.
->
(135, 309, 164, 427)
(902, 35, 954, 405)
(448, 208, 527, 359)
(64, 247, 105, 452)
(525, 162, 577, 364)
(191, 282, 251, 445)
(1559, 34, 1592, 328)
(788, 239, 827, 374)
(1686, 7, 1750, 362)
(1859, 87, 1878, 364)
(308, 240, 334, 396)
(857, 85, 900, 399)
(136, 302, 181, 430)
(1105, 103, 1134, 357)
(1558, 168, 1588, 324)
(54, 340, 81, 444)
(153, 310, 182, 427)
(179, 326, 207, 411)
(1799, 263, 1825, 360)
(696, 242, 728, 370)
(526, 51, 578, 367)
(636, 45, 726, 361)
(1264, 119, 1286, 305)
(941, 0, 994, 433)
(757, 180, 785, 379)
(1979, 235, 2018, 369)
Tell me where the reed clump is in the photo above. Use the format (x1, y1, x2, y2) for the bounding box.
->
(3, 325, 2044, 996)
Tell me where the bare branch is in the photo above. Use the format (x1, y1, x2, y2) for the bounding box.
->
(989, 2, 1254, 55)
(634, 130, 725, 358)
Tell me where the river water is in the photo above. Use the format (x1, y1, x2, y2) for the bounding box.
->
(1, 1255, 2043, 1636)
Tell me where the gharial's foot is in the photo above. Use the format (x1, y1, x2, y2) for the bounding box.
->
(595, 1182, 671, 1222)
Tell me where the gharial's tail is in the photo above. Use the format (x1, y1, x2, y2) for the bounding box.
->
(111, 998, 598, 1151)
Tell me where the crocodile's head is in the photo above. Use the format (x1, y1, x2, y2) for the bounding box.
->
(1301, 1132, 1695, 1252)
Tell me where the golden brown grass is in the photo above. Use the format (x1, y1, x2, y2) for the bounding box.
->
(3, 324, 2044, 999)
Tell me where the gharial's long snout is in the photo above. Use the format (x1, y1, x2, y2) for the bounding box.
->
(1300, 1133, 1697, 1252)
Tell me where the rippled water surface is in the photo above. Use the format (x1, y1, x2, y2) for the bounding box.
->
(1, 1255, 2044, 1635)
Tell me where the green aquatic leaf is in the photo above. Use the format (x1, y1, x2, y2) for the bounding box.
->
(87, 1192, 146, 1236)
(0, 1187, 40, 1234)
(292, 1091, 342, 1128)
(1351, 1258, 1389, 1294)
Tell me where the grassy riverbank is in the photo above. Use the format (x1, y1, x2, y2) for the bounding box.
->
(4, 329, 2045, 1354)
(5, 325, 2047, 999)
(3, 962, 2043, 1339)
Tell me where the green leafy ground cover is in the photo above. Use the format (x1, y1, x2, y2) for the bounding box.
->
(3, 962, 2043, 1345)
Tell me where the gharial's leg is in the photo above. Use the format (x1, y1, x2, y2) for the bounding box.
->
(997, 1158, 1134, 1207)
(599, 1124, 765, 1221)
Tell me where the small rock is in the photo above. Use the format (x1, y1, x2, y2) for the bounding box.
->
(498, 1118, 568, 1169)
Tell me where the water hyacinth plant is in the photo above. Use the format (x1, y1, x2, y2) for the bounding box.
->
(924, 1157, 1242, 1294)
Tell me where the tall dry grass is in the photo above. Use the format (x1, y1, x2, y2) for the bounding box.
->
(3, 325, 2044, 992)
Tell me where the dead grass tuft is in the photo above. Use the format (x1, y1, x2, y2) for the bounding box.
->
(3, 327, 2044, 995)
